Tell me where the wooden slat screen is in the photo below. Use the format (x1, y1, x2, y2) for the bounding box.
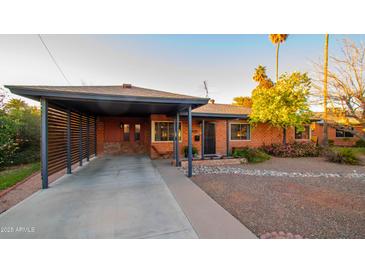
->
(89, 116, 96, 157)
(81, 115, 88, 159)
(48, 106, 67, 175)
(70, 111, 80, 165)
(47, 104, 97, 176)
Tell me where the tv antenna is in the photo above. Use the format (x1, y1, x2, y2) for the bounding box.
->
(203, 80, 209, 98)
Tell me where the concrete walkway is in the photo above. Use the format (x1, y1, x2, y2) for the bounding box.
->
(154, 160, 257, 239)
(0, 156, 197, 238)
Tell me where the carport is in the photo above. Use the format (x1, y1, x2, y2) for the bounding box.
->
(5, 84, 209, 188)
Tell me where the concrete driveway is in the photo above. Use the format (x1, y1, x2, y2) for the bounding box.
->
(0, 156, 197, 238)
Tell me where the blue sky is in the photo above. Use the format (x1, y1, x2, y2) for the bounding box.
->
(1, 34, 364, 105)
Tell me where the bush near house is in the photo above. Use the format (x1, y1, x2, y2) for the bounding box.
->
(262, 142, 320, 157)
(355, 139, 365, 147)
(233, 147, 271, 163)
(325, 148, 360, 165)
(183, 146, 198, 158)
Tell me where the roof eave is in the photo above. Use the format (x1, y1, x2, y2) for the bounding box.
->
(181, 112, 249, 119)
(6, 86, 209, 107)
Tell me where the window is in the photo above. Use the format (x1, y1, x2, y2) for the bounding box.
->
(135, 124, 141, 141)
(230, 123, 250, 140)
(123, 124, 130, 141)
(336, 128, 354, 138)
(295, 125, 310, 140)
(153, 121, 181, 142)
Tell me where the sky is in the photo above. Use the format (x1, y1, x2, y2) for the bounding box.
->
(1, 34, 364, 106)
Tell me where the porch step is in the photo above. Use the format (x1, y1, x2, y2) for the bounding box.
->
(203, 154, 223, 160)
(104, 142, 146, 155)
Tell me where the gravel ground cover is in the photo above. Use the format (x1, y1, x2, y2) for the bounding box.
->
(190, 157, 365, 238)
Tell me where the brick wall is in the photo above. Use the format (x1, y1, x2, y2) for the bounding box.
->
(313, 123, 362, 146)
(97, 116, 149, 155)
(227, 121, 301, 153)
(150, 115, 238, 159)
(96, 118, 104, 155)
(98, 114, 351, 159)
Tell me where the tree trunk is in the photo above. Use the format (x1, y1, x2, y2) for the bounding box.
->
(283, 128, 287, 145)
(276, 43, 279, 82)
(322, 34, 329, 146)
(323, 122, 329, 146)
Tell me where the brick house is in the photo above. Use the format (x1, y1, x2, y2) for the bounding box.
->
(5, 84, 363, 188)
(311, 120, 363, 147)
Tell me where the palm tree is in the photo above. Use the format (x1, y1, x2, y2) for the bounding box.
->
(269, 34, 289, 144)
(322, 34, 329, 146)
(269, 34, 289, 81)
(253, 65, 267, 83)
(253, 65, 273, 88)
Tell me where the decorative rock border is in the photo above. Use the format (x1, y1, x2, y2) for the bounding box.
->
(179, 158, 247, 169)
(185, 166, 365, 180)
(260, 231, 303, 239)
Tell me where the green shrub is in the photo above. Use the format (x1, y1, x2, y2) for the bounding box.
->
(261, 142, 320, 157)
(0, 99, 40, 168)
(233, 147, 271, 163)
(11, 147, 40, 165)
(325, 148, 360, 165)
(328, 139, 334, 146)
(0, 113, 19, 168)
(355, 139, 365, 147)
(183, 146, 198, 158)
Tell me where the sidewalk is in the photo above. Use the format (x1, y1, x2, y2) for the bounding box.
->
(153, 160, 257, 239)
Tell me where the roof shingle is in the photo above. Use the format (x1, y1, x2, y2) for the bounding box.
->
(193, 103, 251, 115)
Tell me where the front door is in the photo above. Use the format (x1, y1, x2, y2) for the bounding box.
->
(204, 122, 216, 155)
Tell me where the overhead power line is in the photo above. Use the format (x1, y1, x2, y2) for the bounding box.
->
(38, 34, 71, 85)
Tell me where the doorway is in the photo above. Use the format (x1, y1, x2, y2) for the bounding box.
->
(204, 122, 216, 155)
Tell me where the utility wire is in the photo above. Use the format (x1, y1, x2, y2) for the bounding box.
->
(38, 34, 71, 85)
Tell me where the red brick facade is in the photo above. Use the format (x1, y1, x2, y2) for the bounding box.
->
(96, 116, 150, 156)
(312, 123, 363, 146)
(96, 114, 364, 159)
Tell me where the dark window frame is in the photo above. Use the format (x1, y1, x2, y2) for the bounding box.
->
(295, 125, 311, 140)
(153, 121, 182, 142)
(230, 123, 251, 141)
(135, 124, 141, 142)
(123, 124, 130, 141)
(335, 128, 354, 138)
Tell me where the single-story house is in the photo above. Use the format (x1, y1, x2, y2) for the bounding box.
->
(5, 84, 363, 189)
(311, 113, 364, 147)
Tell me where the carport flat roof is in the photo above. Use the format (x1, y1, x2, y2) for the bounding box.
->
(5, 84, 209, 116)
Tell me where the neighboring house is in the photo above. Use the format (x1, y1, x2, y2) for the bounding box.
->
(311, 113, 364, 146)
(5, 84, 363, 188)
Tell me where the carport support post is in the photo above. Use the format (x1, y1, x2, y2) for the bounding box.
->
(41, 98, 48, 189)
(94, 115, 97, 156)
(79, 113, 83, 166)
(86, 115, 90, 161)
(175, 112, 180, 167)
(173, 118, 176, 162)
(187, 105, 193, 177)
(66, 109, 72, 174)
(226, 119, 230, 157)
(201, 119, 205, 160)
